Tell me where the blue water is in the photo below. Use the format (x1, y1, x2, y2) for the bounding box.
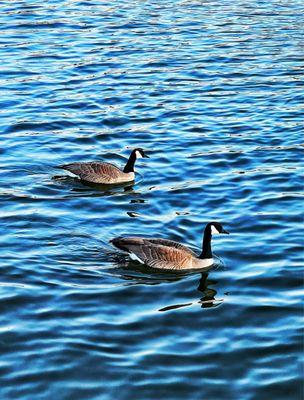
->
(0, 1, 303, 399)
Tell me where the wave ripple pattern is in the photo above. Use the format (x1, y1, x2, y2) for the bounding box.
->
(0, 1, 303, 399)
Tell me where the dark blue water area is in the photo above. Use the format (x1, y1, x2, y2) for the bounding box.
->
(0, 0, 303, 399)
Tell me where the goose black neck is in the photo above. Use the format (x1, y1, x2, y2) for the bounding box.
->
(199, 224, 212, 259)
(123, 151, 136, 173)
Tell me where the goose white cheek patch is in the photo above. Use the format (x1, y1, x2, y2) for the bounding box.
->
(135, 151, 143, 158)
(211, 225, 221, 235)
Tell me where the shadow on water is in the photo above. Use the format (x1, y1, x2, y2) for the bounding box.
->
(108, 252, 223, 311)
(158, 272, 221, 312)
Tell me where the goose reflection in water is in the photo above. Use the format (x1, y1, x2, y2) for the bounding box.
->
(108, 254, 225, 311)
(158, 272, 222, 312)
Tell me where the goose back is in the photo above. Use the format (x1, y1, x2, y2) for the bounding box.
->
(111, 237, 196, 270)
(58, 162, 134, 184)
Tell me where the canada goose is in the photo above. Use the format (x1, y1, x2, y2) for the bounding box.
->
(57, 148, 149, 184)
(110, 222, 229, 270)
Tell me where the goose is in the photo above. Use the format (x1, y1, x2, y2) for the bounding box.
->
(110, 222, 229, 270)
(57, 148, 149, 184)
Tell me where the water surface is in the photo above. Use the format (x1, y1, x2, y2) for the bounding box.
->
(0, 1, 303, 399)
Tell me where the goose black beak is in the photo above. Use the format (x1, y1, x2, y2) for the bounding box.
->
(222, 229, 229, 234)
(143, 153, 150, 158)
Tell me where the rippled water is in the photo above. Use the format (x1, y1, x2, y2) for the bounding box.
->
(1, 1, 303, 399)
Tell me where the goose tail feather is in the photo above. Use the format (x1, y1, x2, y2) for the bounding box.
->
(110, 237, 143, 253)
(110, 237, 129, 252)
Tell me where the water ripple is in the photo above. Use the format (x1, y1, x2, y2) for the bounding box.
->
(0, 0, 303, 399)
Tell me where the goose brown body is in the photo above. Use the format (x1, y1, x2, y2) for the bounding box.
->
(111, 237, 199, 270)
(58, 162, 134, 184)
(110, 222, 229, 271)
(57, 148, 148, 184)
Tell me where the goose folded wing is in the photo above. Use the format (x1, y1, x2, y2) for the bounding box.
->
(59, 162, 121, 180)
(115, 237, 193, 270)
(146, 238, 196, 256)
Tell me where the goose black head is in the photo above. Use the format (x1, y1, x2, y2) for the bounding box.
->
(209, 222, 229, 235)
(133, 148, 149, 159)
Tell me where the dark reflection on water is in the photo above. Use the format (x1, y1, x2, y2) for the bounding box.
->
(159, 272, 221, 312)
(0, 0, 303, 399)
